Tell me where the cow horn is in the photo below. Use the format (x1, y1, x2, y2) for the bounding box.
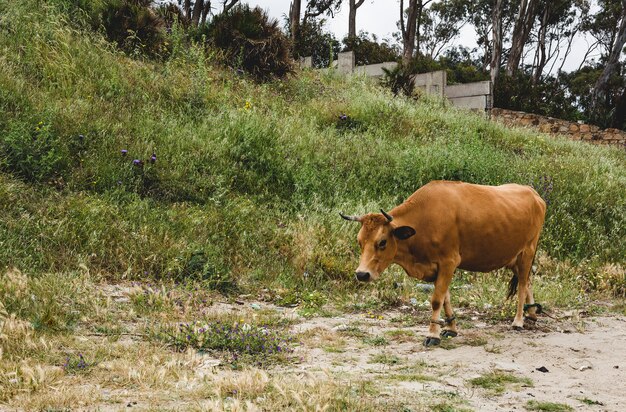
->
(339, 212, 361, 222)
(380, 209, 393, 222)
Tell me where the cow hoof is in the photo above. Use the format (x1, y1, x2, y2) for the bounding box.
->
(423, 337, 441, 347)
(440, 330, 458, 338)
(512, 325, 524, 331)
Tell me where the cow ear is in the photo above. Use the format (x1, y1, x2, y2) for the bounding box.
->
(393, 226, 416, 240)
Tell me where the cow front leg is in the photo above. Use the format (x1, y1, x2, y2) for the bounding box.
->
(424, 263, 455, 347)
(440, 290, 458, 338)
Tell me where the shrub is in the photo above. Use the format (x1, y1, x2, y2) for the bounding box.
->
(209, 5, 293, 80)
(99, 0, 166, 57)
(382, 62, 416, 97)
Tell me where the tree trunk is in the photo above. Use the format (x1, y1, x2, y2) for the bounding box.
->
(401, 0, 419, 64)
(611, 86, 626, 129)
(348, 0, 365, 39)
(506, 0, 539, 75)
(490, 0, 503, 87)
(200, 1, 211, 25)
(592, 0, 626, 122)
(183, 0, 192, 21)
(191, 0, 204, 26)
(533, 3, 550, 84)
(415, 1, 424, 56)
(290, 0, 302, 40)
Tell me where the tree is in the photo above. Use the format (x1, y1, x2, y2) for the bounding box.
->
(399, 0, 432, 64)
(490, 0, 503, 86)
(294, 18, 341, 67)
(348, 0, 366, 39)
(289, 0, 302, 40)
(530, 0, 582, 83)
(506, 0, 539, 75)
(420, 0, 468, 59)
(343, 32, 400, 65)
(176, 1, 240, 26)
(289, 0, 341, 43)
(591, 0, 626, 125)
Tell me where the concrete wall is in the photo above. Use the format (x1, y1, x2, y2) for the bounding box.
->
(444, 81, 492, 110)
(353, 61, 398, 78)
(412, 70, 446, 98)
(301, 51, 491, 111)
(492, 108, 626, 148)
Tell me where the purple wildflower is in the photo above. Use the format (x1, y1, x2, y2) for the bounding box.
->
(150, 153, 157, 163)
(339, 114, 348, 121)
(133, 159, 143, 167)
(121, 149, 128, 156)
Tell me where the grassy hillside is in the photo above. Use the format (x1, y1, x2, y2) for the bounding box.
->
(0, 3, 625, 409)
(0, 1, 624, 295)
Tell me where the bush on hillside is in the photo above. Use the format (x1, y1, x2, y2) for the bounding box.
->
(209, 5, 293, 80)
(381, 62, 416, 98)
(100, 0, 166, 57)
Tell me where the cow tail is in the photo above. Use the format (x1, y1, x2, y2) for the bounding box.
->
(507, 274, 518, 299)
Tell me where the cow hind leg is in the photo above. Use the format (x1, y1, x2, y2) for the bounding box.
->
(511, 248, 534, 330)
(524, 281, 538, 323)
(440, 291, 458, 338)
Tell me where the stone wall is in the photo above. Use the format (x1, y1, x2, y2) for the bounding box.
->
(491, 108, 625, 148)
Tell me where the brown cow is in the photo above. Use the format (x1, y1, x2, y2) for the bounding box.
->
(340, 180, 546, 346)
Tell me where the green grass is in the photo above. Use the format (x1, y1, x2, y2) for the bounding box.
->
(369, 353, 402, 365)
(469, 371, 533, 395)
(526, 400, 573, 411)
(0, 1, 624, 298)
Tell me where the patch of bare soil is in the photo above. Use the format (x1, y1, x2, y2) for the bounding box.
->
(288, 307, 626, 411)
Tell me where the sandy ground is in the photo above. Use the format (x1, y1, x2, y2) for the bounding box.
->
(4, 284, 625, 411)
(283, 304, 626, 411)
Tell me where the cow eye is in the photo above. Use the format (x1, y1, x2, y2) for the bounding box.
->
(378, 239, 387, 249)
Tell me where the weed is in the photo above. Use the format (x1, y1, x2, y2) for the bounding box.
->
(469, 371, 533, 394)
(430, 402, 473, 412)
(62, 353, 93, 375)
(369, 353, 402, 365)
(157, 320, 293, 366)
(577, 397, 604, 406)
(363, 335, 389, 346)
(526, 400, 573, 411)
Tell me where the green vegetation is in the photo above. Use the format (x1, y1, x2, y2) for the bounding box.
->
(156, 319, 294, 367)
(526, 400, 574, 412)
(469, 371, 533, 394)
(369, 353, 402, 365)
(1, 3, 624, 299)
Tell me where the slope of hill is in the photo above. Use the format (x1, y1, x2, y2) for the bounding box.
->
(1, 2, 624, 287)
(1, 2, 626, 410)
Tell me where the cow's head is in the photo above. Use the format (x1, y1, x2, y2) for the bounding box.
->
(340, 209, 416, 282)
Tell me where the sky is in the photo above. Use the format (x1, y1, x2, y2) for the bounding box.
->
(245, 0, 604, 74)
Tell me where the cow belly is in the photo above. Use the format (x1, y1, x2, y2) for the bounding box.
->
(456, 221, 532, 272)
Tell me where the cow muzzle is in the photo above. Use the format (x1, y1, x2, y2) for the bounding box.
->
(355, 271, 371, 282)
